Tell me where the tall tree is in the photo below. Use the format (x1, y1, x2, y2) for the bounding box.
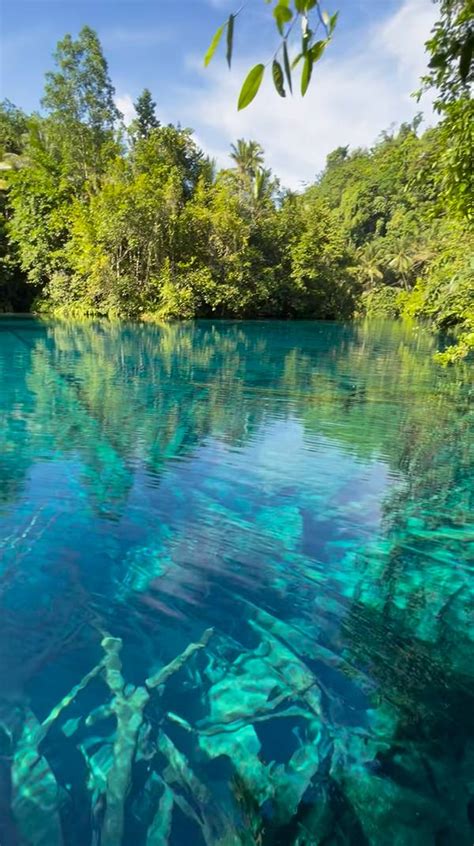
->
(43, 26, 120, 133)
(133, 88, 159, 140)
(42, 25, 121, 186)
(7, 28, 122, 292)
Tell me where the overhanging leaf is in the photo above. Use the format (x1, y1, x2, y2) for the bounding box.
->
(272, 60, 286, 97)
(329, 11, 339, 35)
(310, 40, 327, 62)
(292, 52, 304, 69)
(204, 24, 225, 67)
(283, 40, 293, 93)
(226, 14, 235, 68)
(274, 4, 293, 35)
(301, 52, 313, 95)
(238, 64, 265, 110)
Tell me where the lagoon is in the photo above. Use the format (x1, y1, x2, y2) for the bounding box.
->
(0, 318, 472, 845)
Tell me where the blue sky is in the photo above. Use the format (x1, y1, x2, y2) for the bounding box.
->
(1, 0, 437, 187)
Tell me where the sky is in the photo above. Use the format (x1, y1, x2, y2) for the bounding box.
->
(1, 0, 438, 188)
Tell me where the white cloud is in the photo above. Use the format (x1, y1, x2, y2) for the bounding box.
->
(205, 0, 235, 8)
(102, 26, 174, 48)
(173, 0, 438, 189)
(379, 0, 437, 77)
(115, 93, 136, 125)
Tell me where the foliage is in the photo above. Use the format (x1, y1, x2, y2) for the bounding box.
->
(421, 0, 473, 104)
(420, 0, 474, 222)
(435, 96, 474, 220)
(285, 190, 358, 317)
(41, 25, 121, 189)
(361, 286, 404, 319)
(7, 119, 75, 287)
(204, 1, 338, 108)
(0, 102, 30, 309)
(204, 0, 472, 111)
(315, 114, 473, 360)
(0, 99, 28, 156)
(131, 87, 160, 142)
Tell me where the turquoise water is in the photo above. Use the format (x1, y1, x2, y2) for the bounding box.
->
(0, 317, 472, 846)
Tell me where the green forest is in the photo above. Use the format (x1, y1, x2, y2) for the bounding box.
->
(0, 0, 472, 362)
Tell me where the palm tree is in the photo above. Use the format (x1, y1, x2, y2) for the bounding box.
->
(253, 167, 273, 203)
(388, 239, 414, 289)
(357, 243, 384, 290)
(230, 138, 264, 181)
(387, 236, 432, 290)
(229, 139, 271, 215)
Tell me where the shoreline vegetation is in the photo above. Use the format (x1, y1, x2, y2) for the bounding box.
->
(0, 5, 472, 364)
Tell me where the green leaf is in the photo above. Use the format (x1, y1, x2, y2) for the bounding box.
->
(238, 64, 265, 110)
(329, 11, 339, 35)
(226, 14, 234, 68)
(428, 52, 447, 69)
(301, 52, 313, 95)
(295, 0, 317, 10)
(291, 52, 304, 69)
(272, 60, 286, 97)
(322, 10, 330, 26)
(459, 34, 473, 82)
(310, 40, 326, 62)
(273, 4, 293, 36)
(283, 40, 293, 93)
(204, 24, 225, 67)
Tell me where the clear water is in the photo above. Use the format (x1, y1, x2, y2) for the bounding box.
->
(0, 317, 472, 846)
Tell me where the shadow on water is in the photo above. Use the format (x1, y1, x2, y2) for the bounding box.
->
(0, 317, 472, 844)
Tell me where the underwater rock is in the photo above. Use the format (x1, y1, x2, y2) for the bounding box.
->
(330, 730, 449, 846)
(199, 725, 270, 803)
(146, 781, 174, 845)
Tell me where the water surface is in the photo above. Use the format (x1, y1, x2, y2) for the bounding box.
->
(0, 318, 472, 845)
